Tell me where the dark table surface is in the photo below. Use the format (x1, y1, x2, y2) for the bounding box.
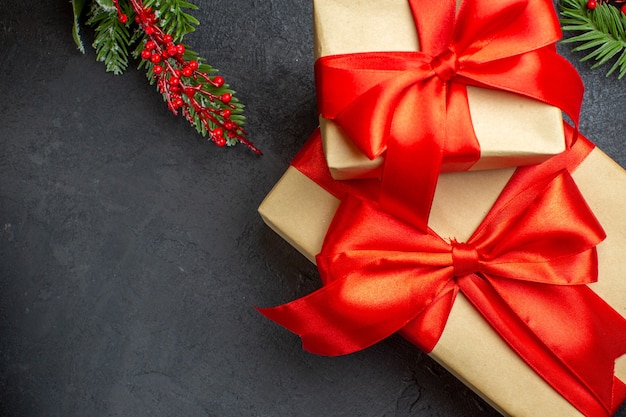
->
(1, 1, 625, 416)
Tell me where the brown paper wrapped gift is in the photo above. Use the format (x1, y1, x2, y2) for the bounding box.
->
(258, 131, 626, 417)
(314, 0, 569, 180)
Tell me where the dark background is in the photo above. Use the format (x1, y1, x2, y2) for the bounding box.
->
(1, 1, 625, 416)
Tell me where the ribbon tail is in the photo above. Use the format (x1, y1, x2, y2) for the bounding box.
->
(257, 268, 446, 356)
(460, 275, 626, 417)
(441, 83, 480, 171)
(379, 78, 445, 231)
(255, 280, 371, 357)
(400, 280, 459, 352)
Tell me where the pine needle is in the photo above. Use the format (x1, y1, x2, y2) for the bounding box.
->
(87, 1, 132, 74)
(559, 0, 626, 79)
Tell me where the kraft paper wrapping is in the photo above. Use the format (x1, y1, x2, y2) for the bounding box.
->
(258, 141, 626, 417)
(314, 0, 566, 180)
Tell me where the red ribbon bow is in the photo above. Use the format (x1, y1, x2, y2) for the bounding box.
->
(259, 127, 626, 417)
(316, 0, 584, 230)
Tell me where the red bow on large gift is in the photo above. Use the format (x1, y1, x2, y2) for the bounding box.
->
(259, 127, 626, 417)
(316, 0, 584, 230)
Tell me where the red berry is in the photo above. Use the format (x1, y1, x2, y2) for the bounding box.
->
(167, 44, 178, 57)
(215, 137, 227, 147)
(213, 76, 225, 87)
(145, 40, 156, 50)
(173, 97, 184, 109)
(153, 65, 163, 75)
(176, 44, 186, 55)
(221, 109, 232, 118)
(163, 34, 174, 43)
(174, 69, 182, 78)
(587, 0, 597, 9)
(188, 60, 199, 70)
(224, 121, 234, 130)
(622, 4, 626, 14)
(141, 49, 152, 60)
(220, 93, 232, 103)
(118, 14, 128, 23)
(145, 26, 155, 35)
(169, 76, 180, 86)
(181, 67, 193, 77)
(150, 53, 162, 63)
(212, 127, 224, 138)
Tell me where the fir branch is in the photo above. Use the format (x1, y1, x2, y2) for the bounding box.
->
(130, 0, 199, 63)
(175, 49, 247, 143)
(122, 0, 247, 146)
(560, 0, 626, 78)
(87, 0, 134, 75)
(72, 0, 89, 52)
(143, 0, 199, 41)
(71, 0, 257, 152)
(125, 0, 258, 153)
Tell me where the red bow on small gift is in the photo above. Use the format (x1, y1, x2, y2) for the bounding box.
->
(316, 0, 584, 230)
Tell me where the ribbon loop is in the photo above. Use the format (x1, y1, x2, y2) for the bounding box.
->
(430, 48, 458, 81)
(451, 241, 479, 277)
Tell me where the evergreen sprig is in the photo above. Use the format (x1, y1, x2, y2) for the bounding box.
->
(70, 0, 257, 152)
(87, 0, 133, 75)
(72, 0, 89, 53)
(125, 0, 245, 142)
(143, 0, 199, 40)
(168, 49, 247, 142)
(560, 0, 626, 78)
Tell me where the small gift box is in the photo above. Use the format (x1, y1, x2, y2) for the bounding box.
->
(314, 0, 583, 180)
(258, 129, 626, 417)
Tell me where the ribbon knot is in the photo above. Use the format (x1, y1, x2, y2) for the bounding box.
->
(430, 48, 458, 81)
(451, 240, 479, 277)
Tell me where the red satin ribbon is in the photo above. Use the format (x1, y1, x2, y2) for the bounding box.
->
(315, 0, 584, 230)
(259, 126, 626, 417)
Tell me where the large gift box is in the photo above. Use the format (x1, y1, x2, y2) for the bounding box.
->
(258, 128, 626, 417)
(314, 0, 583, 180)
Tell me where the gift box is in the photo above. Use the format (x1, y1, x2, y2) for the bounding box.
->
(258, 129, 626, 417)
(313, 0, 583, 180)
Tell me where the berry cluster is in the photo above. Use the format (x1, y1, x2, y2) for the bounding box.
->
(113, 0, 261, 154)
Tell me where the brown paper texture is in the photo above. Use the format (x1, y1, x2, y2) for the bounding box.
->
(313, 0, 566, 180)
(258, 146, 626, 417)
